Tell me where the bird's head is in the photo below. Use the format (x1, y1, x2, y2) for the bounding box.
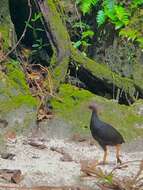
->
(88, 102, 98, 113)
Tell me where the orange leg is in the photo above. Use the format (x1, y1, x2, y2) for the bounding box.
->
(103, 146, 108, 164)
(116, 144, 122, 164)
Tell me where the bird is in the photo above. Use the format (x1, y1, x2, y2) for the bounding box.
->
(88, 103, 125, 164)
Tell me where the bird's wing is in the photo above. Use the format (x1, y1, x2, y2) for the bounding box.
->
(96, 122, 123, 143)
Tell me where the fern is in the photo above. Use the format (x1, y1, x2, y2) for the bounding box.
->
(119, 28, 139, 40)
(132, 0, 143, 7)
(82, 30, 94, 39)
(103, 1, 130, 29)
(79, 0, 99, 14)
(103, 0, 115, 11)
(103, 0, 117, 22)
(113, 5, 130, 28)
(97, 10, 106, 26)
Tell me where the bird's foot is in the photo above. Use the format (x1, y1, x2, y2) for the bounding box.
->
(117, 157, 122, 164)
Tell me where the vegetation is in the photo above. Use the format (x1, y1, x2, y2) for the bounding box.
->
(0, 0, 143, 189)
(52, 84, 143, 140)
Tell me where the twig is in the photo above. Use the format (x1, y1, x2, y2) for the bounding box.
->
(109, 159, 142, 175)
(0, 0, 32, 63)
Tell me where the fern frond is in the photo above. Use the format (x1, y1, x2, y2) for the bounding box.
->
(103, 0, 116, 21)
(80, 0, 99, 14)
(119, 28, 139, 40)
(97, 10, 106, 26)
(132, 0, 143, 7)
(103, 0, 115, 11)
(115, 5, 130, 25)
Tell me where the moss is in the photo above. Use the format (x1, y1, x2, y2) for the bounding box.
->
(0, 95, 37, 114)
(45, 0, 70, 50)
(42, 0, 70, 87)
(52, 57, 69, 88)
(0, 61, 38, 114)
(52, 84, 143, 141)
(6, 61, 30, 93)
(0, 24, 10, 50)
(71, 47, 140, 98)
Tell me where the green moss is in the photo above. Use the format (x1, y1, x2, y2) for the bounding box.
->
(0, 24, 10, 50)
(0, 95, 37, 114)
(44, 0, 70, 87)
(6, 61, 30, 93)
(0, 61, 38, 114)
(71, 47, 138, 98)
(52, 84, 143, 141)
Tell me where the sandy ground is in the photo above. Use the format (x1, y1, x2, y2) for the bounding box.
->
(0, 133, 143, 189)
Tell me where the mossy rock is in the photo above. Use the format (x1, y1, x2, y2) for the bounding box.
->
(0, 61, 38, 135)
(52, 84, 143, 141)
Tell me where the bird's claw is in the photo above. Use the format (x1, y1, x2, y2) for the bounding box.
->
(117, 157, 122, 164)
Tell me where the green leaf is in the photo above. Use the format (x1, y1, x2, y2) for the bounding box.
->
(35, 28, 44, 32)
(82, 30, 94, 39)
(119, 28, 139, 40)
(25, 21, 33, 29)
(32, 44, 40, 48)
(114, 21, 124, 29)
(104, 0, 115, 11)
(80, 0, 99, 14)
(132, 0, 143, 7)
(81, 40, 91, 47)
(31, 13, 42, 22)
(73, 40, 82, 48)
(72, 22, 90, 30)
(97, 10, 106, 26)
(114, 5, 129, 25)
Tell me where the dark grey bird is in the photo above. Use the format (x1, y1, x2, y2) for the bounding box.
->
(89, 103, 125, 164)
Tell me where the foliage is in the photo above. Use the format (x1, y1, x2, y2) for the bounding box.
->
(119, 9, 143, 49)
(25, 12, 44, 38)
(75, 0, 143, 49)
(52, 84, 143, 139)
(25, 13, 47, 54)
(81, 160, 143, 190)
(76, 0, 99, 14)
(99, 1, 130, 29)
(32, 38, 48, 54)
(72, 21, 94, 52)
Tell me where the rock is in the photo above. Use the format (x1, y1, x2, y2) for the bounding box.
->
(134, 124, 143, 129)
(137, 105, 143, 115)
(0, 119, 8, 128)
(11, 170, 22, 184)
(1, 153, 15, 160)
(60, 153, 73, 162)
(4, 131, 16, 142)
(0, 169, 22, 184)
(0, 63, 37, 149)
(28, 141, 47, 149)
(50, 147, 64, 154)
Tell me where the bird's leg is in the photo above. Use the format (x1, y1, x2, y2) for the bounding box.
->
(116, 144, 122, 164)
(103, 146, 108, 164)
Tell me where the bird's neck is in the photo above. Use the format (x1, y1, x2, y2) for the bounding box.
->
(92, 111, 100, 122)
(90, 111, 100, 131)
(92, 110, 98, 117)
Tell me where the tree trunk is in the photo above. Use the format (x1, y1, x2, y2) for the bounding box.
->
(35, 0, 71, 88)
(8, 0, 143, 102)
